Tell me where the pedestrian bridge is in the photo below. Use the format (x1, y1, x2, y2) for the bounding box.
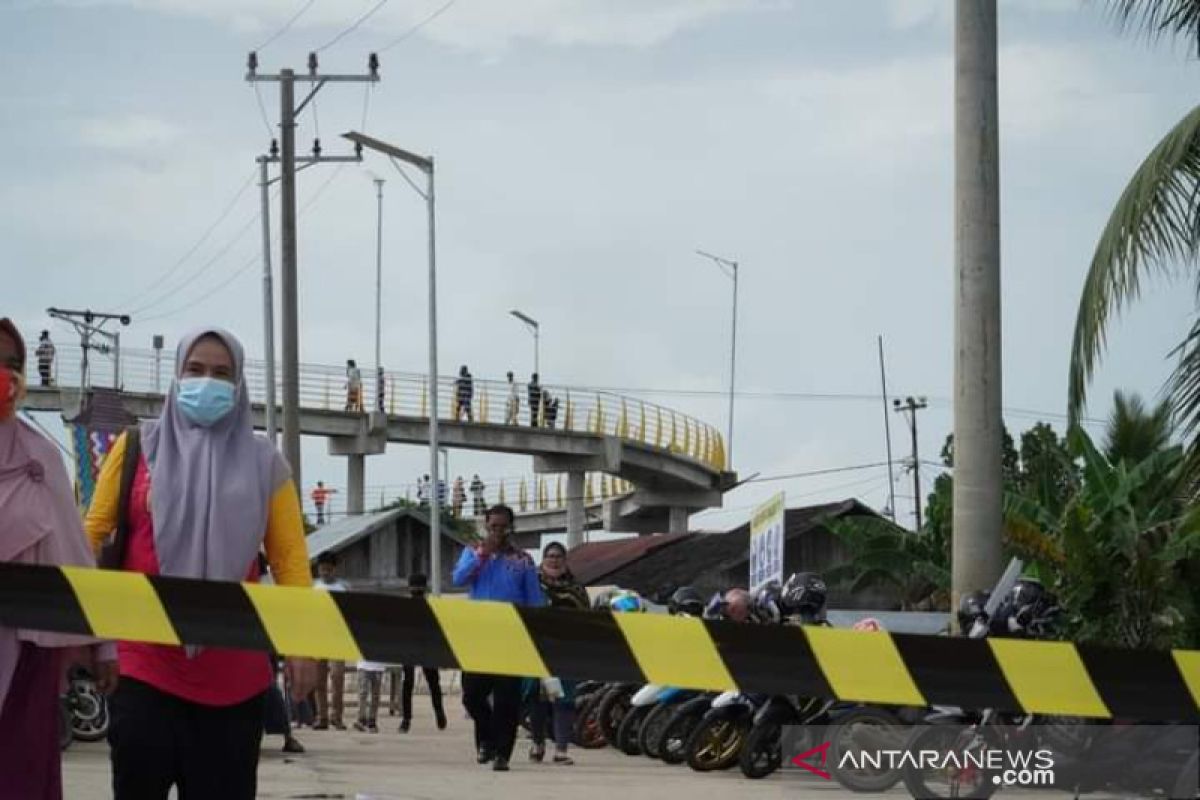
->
(26, 346, 736, 537)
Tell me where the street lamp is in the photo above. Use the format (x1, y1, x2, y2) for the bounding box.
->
(695, 249, 739, 467)
(509, 310, 540, 375)
(343, 130, 442, 594)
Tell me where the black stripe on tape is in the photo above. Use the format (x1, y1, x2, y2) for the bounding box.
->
(1078, 645, 1199, 722)
(706, 620, 833, 697)
(891, 634, 1020, 713)
(0, 563, 91, 636)
(149, 575, 274, 652)
(518, 607, 645, 684)
(332, 592, 458, 668)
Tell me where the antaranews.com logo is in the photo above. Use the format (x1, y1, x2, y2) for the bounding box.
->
(789, 738, 1055, 787)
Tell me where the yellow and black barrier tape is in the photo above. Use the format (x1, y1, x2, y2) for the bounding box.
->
(1, 563, 1197, 721)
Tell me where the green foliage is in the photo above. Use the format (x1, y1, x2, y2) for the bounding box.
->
(1104, 390, 1173, 464)
(823, 511, 949, 611)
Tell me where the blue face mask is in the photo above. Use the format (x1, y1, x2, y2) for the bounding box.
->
(176, 377, 236, 427)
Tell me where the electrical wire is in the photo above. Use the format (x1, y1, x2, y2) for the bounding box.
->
(389, 156, 426, 197)
(115, 169, 258, 310)
(254, 0, 320, 52)
(314, 0, 391, 52)
(378, 0, 459, 52)
(745, 461, 890, 483)
(252, 83, 275, 140)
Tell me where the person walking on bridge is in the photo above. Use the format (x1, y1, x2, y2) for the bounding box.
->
(470, 474, 486, 516)
(453, 505, 545, 772)
(451, 476, 466, 518)
(345, 360, 363, 413)
(311, 481, 336, 526)
(527, 373, 542, 427)
(454, 365, 474, 422)
(83, 327, 316, 800)
(504, 371, 519, 425)
(35, 330, 55, 387)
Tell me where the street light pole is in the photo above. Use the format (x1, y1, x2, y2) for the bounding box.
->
(374, 177, 384, 412)
(342, 130, 440, 593)
(258, 155, 278, 444)
(696, 249, 739, 467)
(509, 310, 540, 376)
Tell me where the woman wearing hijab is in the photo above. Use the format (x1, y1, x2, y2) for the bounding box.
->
(527, 541, 588, 765)
(0, 318, 117, 800)
(84, 328, 316, 800)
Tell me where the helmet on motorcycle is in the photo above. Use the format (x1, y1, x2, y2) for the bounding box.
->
(609, 589, 647, 614)
(668, 586, 705, 617)
(956, 590, 990, 634)
(750, 582, 783, 624)
(780, 572, 827, 621)
(591, 588, 620, 611)
(702, 591, 726, 620)
(994, 578, 1059, 638)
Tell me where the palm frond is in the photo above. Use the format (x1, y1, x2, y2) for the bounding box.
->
(1106, 0, 1200, 54)
(1068, 103, 1200, 421)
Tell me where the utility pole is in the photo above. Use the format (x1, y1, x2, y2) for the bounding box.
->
(893, 396, 928, 530)
(953, 0, 1005, 604)
(247, 52, 378, 490)
(374, 177, 384, 414)
(46, 308, 130, 390)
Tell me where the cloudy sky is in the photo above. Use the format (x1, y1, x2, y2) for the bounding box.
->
(4, 0, 1197, 529)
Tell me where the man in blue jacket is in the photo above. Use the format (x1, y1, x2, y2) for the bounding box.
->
(452, 504, 545, 771)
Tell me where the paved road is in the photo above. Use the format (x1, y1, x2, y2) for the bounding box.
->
(62, 702, 846, 799)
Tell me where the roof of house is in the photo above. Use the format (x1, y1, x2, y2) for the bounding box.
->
(306, 506, 470, 561)
(567, 499, 880, 596)
(67, 388, 137, 432)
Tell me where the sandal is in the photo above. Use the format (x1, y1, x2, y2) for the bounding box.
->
(529, 744, 545, 763)
(552, 754, 574, 766)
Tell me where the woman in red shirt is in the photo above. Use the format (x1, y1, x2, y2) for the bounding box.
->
(85, 328, 315, 800)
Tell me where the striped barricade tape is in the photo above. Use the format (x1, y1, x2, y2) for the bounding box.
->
(0, 562, 1196, 721)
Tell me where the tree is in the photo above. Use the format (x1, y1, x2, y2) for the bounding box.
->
(1103, 390, 1173, 464)
(1068, 1, 1200, 477)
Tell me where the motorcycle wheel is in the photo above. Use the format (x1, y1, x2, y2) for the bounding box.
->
(68, 680, 110, 742)
(597, 688, 632, 746)
(828, 706, 909, 793)
(570, 688, 601, 747)
(685, 715, 751, 772)
(616, 704, 650, 756)
(660, 709, 703, 765)
(639, 703, 676, 759)
(573, 688, 610, 749)
(739, 720, 784, 779)
(901, 723, 1000, 800)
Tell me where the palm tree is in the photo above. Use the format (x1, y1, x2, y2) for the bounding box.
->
(1068, 1, 1200, 469)
(1103, 390, 1174, 463)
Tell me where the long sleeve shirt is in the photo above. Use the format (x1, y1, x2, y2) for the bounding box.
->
(452, 544, 545, 607)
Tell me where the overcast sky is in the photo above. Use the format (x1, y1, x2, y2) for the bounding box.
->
(4, 0, 1197, 530)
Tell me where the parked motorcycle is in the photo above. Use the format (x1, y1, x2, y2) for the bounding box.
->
(739, 695, 833, 779)
(684, 690, 767, 772)
(61, 666, 109, 744)
(638, 688, 699, 759)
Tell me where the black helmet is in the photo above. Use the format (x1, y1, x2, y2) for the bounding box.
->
(956, 590, 990, 634)
(994, 578, 1059, 638)
(668, 586, 705, 617)
(781, 572, 827, 620)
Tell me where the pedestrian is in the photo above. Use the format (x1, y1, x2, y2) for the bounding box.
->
(82, 327, 317, 800)
(452, 476, 466, 518)
(263, 656, 305, 754)
(375, 366, 386, 414)
(312, 552, 349, 731)
(35, 330, 54, 387)
(396, 573, 447, 733)
(311, 481, 337, 526)
(417, 474, 430, 509)
(452, 504, 545, 772)
(470, 473, 486, 516)
(526, 541, 587, 765)
(354, 658, 385, 733)
(544, 393, 559, 429)
(345, 359, 363, 413)
(454, 365, 474, 422)
(527, 373, 542, 427)
(504, 371, 520, 425)
(0, 317, 118, 800)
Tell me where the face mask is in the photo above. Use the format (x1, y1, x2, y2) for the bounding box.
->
(0, 368, 23, 421)
(176, 377, 236, 427)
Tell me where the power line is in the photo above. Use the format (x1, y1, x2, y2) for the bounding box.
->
(745, 461, 890, 484)
(254, 0, 321, 52)
(252, 83, 274, 140)
(314, 0, 391, 52)
(379, 0, 460, 52)
(114, 169, 258, 309)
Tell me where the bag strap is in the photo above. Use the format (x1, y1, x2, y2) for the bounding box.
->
(99, 426, 141, 570)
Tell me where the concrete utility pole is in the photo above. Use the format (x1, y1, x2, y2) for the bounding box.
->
(247, 52, 379, 494)
(953, 0, 1005, 605)
(46, 308, 130, 390)
(893, 396, 928, 530)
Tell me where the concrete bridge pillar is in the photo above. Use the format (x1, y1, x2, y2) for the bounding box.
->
(668, 506, 689, 534)
(347, 454, 365, 516)
(566, 472, 585, 550)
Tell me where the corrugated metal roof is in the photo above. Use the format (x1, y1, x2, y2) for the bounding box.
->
(305, 506, 469, 560)
(566, 533, 693, 586)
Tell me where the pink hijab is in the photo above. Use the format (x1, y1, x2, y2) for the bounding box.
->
(0, 416, 104, 714)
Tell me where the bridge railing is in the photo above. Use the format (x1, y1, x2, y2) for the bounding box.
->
(44, 345, 727, 471)
(309, 472, 634, 520)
